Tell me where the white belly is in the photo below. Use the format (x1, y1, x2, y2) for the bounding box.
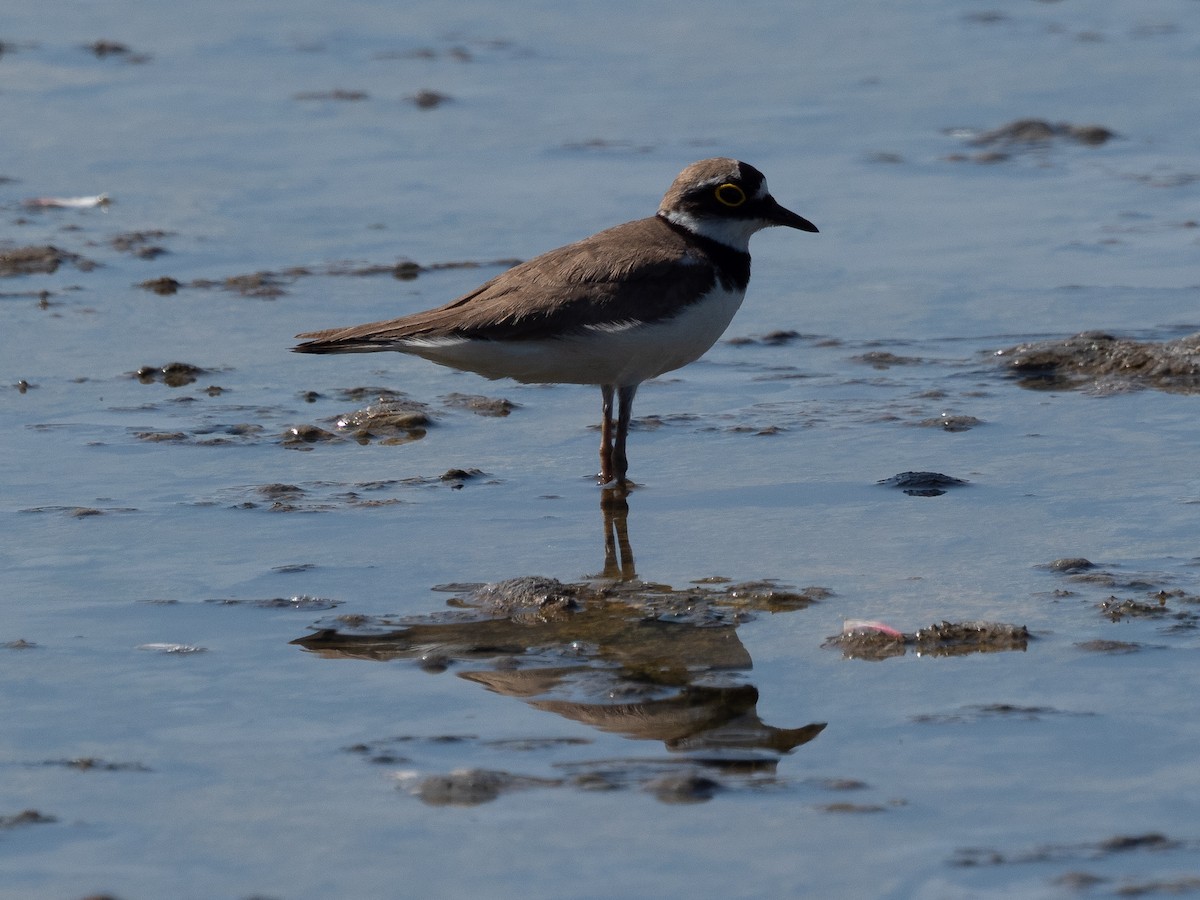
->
(400, 286, 747, 386)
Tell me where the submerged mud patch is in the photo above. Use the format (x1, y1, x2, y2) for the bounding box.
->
(852, 350, 925, 369)
(0, 245, 97, 276)
(440, 392, 518, 417)
(725, 329, 815, 347)
(142, 256, 522, 297)
(303, 574, 828, 637)
(35, 757, 151, 772)
(955, 831, 1200, 894)
(944, 118, 1117, 163)
(967, 119, 1117, 148)
(408, 89, 452, 109)
(132, 361, 212, 387)
(914, 414, 982, 432)
(399, 768, 559, 806)
(203, 595, 342, 611)
(1075, 639, 1149, 654)
(951, 831, 1196, 867)
(331, 398, 433, 442)
(384, 750, 832, 807)
(912, 704, 1092, 724)
(1038, 558, 1200, 634)
(293, 88, 369, 101)
(84, 39, 150, 62)
(217, 471, 491, 511)
(111, 231, 170, 259)
(997, 331, 1200, 394)
(284, 390, 444, 448)
(0, 809, 57, 830)
(128, 421, 265, 446)
(360, 739, 899, 807)
(139, 276, 181, 295)
(19, 505, 138, 517)
(824, 620, 1030, 661)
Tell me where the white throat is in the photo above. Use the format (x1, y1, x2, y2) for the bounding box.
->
(661, 209, 764, 252)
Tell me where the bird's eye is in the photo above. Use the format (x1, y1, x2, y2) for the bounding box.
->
(713, 183, 747, 207)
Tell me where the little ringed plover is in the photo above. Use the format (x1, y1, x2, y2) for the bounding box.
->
(293, 157, 818, 487)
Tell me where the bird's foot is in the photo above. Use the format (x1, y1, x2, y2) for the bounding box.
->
(597, 474, 635, 491)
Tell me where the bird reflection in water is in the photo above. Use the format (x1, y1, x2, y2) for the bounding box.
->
(599, 484, 635, 581)
(293, 489, 826, 800)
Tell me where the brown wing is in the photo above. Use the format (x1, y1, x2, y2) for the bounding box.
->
(293, 216, 719, 353)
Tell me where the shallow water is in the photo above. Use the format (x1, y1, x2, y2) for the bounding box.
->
(3, 1, 1200, 898)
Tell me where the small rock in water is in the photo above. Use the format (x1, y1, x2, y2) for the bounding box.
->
(878, 472, 968, 497)
(645, 773, 722, 804)
(406, 768, 559, 806)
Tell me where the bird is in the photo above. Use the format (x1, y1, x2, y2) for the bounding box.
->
(293, 158, 818, 487)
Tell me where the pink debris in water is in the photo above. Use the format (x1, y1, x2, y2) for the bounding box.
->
(842, 619, 904, 638)
(22, 194, 111, 209)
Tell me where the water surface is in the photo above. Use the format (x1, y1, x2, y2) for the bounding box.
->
(3, 1, 1200, 897)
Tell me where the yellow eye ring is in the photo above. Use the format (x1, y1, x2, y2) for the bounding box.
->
(714, 183, 747, 207)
